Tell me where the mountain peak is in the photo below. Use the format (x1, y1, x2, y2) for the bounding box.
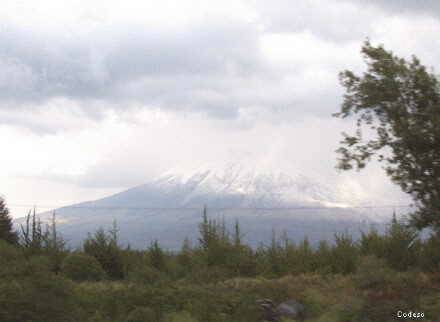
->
(144, 164, 345, 208)
(20, 163, 399, 249)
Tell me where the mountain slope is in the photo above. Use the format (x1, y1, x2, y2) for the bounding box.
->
(17, 165, 394, 249)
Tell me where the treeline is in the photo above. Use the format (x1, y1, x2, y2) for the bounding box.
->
(0, 199, 439, 322)
(10, 206, 440, 281)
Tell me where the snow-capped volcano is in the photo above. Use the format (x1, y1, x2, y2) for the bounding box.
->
(17, 164, 400, 249)
(92, 163, 350, 209)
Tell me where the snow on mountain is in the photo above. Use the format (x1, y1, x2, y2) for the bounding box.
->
(91, 163, 349, 209)
(16, 164, 400, 249)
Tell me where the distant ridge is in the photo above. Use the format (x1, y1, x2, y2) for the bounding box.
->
(14, 165, 403, 249)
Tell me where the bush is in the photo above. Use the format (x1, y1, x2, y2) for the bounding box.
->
(0, 269, 78, 322)
(354, 256, 393, 290)
(420, 234, 440, 272)
(359, 228, 386, 258)
(383, 216, 419, 271)
(302, 288, 327, 318)
(354, 257, 425, 322)
(331, 233, 358, 274)
(61, 253, 106, 282)
(163, 311, 198, 322)
(0, 241, 25, 277)
(127, 265, 165, 285)
(88, 311, 109, 322)
(125, 307, 155, 322)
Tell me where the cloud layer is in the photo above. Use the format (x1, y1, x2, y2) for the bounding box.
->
(1, 0, 437, 216)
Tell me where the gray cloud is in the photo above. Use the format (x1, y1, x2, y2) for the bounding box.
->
(253, 0, 381, 42)
(351, 0, 440, 17)
(1, 0, 428, 214)
(0, 19, 268, 119)
(1, 0, 440, 132)
(1, 1, 371, 127)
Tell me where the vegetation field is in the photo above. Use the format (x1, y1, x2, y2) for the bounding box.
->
(1, 204, 439, 322)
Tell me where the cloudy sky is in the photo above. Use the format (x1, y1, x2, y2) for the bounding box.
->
(1, 0, 439, 217)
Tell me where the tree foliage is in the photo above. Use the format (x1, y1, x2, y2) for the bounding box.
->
(335, 41, 440, 231)
(0, 197, 18, 244)
(0, 211, 439, 322)
(61, 252, 106, 282)
(83, 225, 125, 280)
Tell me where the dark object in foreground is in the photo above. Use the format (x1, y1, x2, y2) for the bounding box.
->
(257, 298, 305, 321)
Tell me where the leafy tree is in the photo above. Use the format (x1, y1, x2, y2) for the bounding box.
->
(335, 41, 440, 231)
(0, 197, 18, 244)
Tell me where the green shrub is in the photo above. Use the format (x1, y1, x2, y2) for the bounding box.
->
(359, 228, 386, 257)
(0, 270, 78, 322)
(420, 292, 440, 321)
(383, 216, 419, 271)
(163, 311, 198, 322)
(0, 240, 26, 277)
(125, 307, 155, 322)
(0, 240, 22, 262)
(127, 265, 166, 285)
(420, 234, 440, 272)
(88, 311, 109, 322)
(61, 253, 106, 282)
(331, 233, 358, 274)
(354, 255, 393, 290)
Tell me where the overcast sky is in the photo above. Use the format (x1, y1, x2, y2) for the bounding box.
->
(1, 0, 439, 217)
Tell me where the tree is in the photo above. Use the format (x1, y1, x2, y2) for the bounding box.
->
(359, 227, 386, 258)
(383, 214, 419, 271)
(0, 198, 18, 244)
(83, 227, 124, 279)
(42, 212, 67, 272)
(335, 41, 440, 231)
(197, 207, 230, 267)
(148, 240, 167, 272)
(331, 232, 358, 274)
(233, 219, 242, 247)
(20, 208, 44, 252)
